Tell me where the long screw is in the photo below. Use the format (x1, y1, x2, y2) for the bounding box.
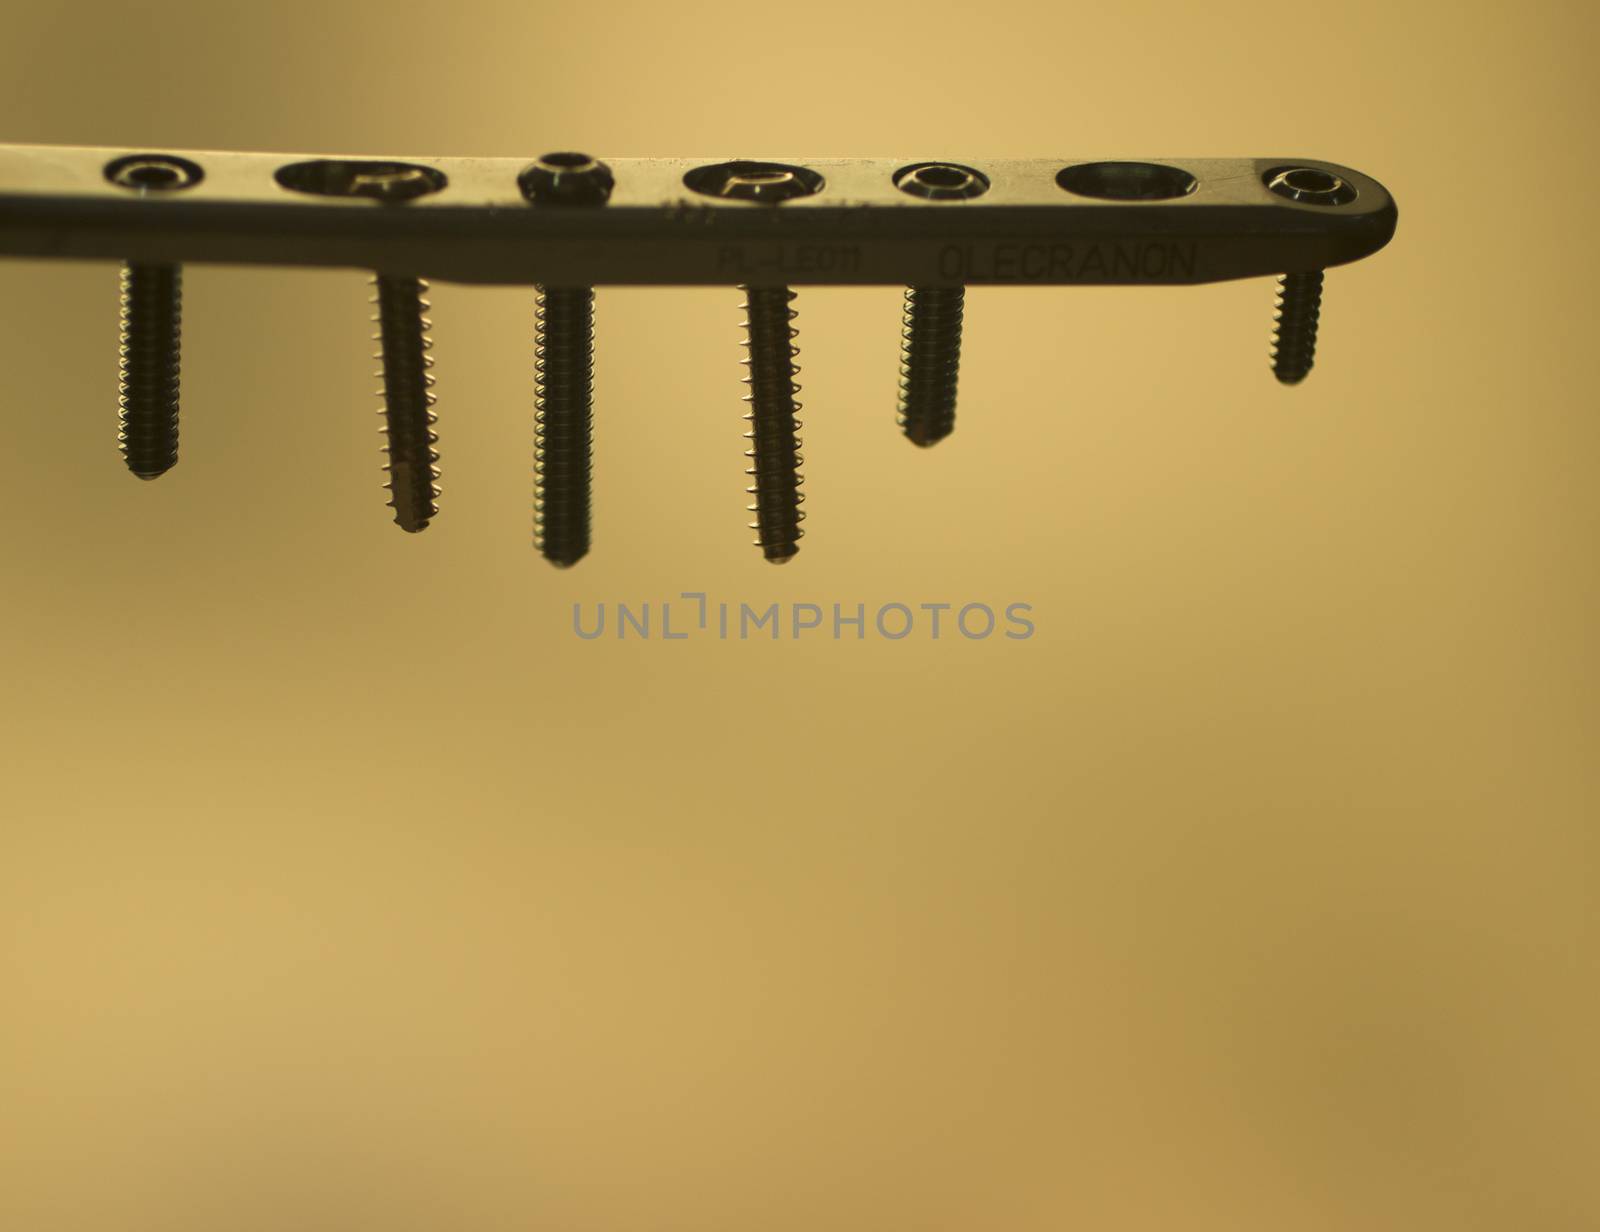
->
(117, 262, 182, 480)
(1271, 270, 1325, 385)
(371, 273, 439, 532)
(534, 286, 595, 567)
(897, 285, 965, 446)
(518, 154, 614, 568)
(740, 286, 805, 564)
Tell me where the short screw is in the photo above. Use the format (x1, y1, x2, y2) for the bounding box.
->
(1271, 270, 1325, 386)
(105, 154, 202, 480)
(892, 164, 987, 446)
(520, 154, 613, 567)
(117, 263, 182, 479)
(371, 274, 440, 532)
(1263, 167, 1353, 387)
(897, 287, 965, 446)
(740, 286, 805, 563)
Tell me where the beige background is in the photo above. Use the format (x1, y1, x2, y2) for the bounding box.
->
(0, 1, 1595, 1229)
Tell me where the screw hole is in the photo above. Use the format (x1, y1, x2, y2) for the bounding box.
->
(539, 151, 595, 169)
(894, 162, 989, 200)
(1264, 165, 1357, 206)
(105, 154, 203, 192)
(1283, 168, 1338, 194)
(126, 165, 177, 188)
(683, 161, 825, 203)
(1057, 161, 1197, 200)
(275, 159, 446, 201)
(917, 166, 969, 189)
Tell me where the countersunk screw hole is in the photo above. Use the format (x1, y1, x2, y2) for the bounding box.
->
(1265, 166, 1357, 206)
(105, 154, 203, 192)
(894, 162, 989, 201)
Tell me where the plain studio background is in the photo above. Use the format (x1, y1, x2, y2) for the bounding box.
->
(0, 2, 1595, 1229)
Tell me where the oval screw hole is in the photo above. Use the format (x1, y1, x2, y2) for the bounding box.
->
(683, 161, 824, 203)
(275, 159, 446, 201)
(1056, 161, 1197, 200)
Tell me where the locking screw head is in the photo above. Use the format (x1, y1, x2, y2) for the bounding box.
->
(519, 152, 615, 207)
(1266, 166, 1357, 207)
(894, 162, 989, 201)
(105, 153, 204, 193)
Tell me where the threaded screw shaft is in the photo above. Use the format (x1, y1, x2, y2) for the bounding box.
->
(898, 285, 965, 446)
(1272, 270, 1325, 385)
(371, 274, 439, 533)
(534, 286, 595, 567)
(117, 262, 182, 480)
(740, 286, 805, 564)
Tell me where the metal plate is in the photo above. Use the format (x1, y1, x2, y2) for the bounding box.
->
(0, 145, 1397, 287)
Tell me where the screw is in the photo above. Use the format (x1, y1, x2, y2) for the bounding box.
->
(1264, 168, 1354, 386)
(105, 155, 202, 480)
(371, 274, 439, 532)
(534, 287, 594, 566)
(117, 263, 182, 480)
(520, 154, 613, 567)
(279, 161, 449, 532)
(897, 288, 964, 446)
(519, 151, 614, 207)
(740, 286, 805, 563)
(1271, 271, 1325, 385)
(892, 164, 987, 446)
(681, 162, 821, 561)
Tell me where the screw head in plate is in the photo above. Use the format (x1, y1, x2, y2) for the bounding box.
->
(105, 153, 204, 192)
(1266, 166, 1357, 206)
(894, 162, 990, 201)
(519, 153, 615, 206)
